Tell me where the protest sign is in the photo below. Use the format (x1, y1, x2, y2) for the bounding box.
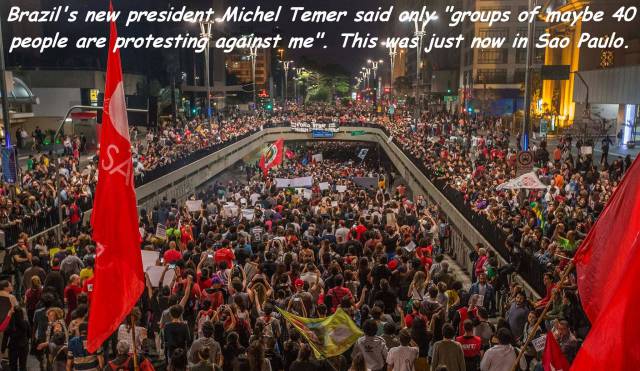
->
(141, 250, 159, 271)
(241, 208, 255, 221)
(532, 334, 548, 353)
(275, 178, 291, 188)
(155, 223, 167, 240)
(146, 266, 176, 288)
(185, 200, 203, 212)
(291, 176, 313, 188)
(403, 241, 416, 252)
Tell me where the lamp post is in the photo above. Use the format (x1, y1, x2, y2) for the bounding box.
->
(522, 0, 538, 151)
(248, 45, 258, 107)
(413, 17, 429, 122)
(198, 20, 214, 125)
(282, 60, 293, 104)
(368, 59, 383, 99)
(384, 43, 397, 95)
(294, 67, 304, 105)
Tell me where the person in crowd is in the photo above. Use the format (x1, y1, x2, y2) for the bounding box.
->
(456, 319, 482, 371)
(386, 328, 418, 371)
(66, 322, 104, 371)
(352, 320, 388, 371)
(479, 328, 526, 371)
(431, 323, 465, 371)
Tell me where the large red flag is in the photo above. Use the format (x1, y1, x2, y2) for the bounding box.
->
(542, 332, 570, 371)
(87, 1, 144, 353)
(570, 156, 640, 369)
(259, 138, 284, 175)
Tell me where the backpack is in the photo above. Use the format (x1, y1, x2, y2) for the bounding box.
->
(2, 247, 15, 274)
(260, 315, 277, 339)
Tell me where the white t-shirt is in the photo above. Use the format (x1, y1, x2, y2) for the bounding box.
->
(386, 345, 419, 371)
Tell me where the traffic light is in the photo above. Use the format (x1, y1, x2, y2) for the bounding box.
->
(447, 89, 452, 94)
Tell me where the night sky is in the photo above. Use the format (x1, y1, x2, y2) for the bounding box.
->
(3, 0, 409, 75)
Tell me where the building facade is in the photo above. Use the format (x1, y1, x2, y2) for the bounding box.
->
(459, 0, 544, 117)
(541, 0, 640, 144)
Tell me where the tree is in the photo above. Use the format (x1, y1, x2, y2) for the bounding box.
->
(393, 76, 412, 96)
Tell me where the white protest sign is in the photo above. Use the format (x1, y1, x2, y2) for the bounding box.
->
(331, 201, 338, 207)
(291, 176, 313, 188)
(532, 334, 548, 353)
(275, 178, 291, 188)
(185, 200, 203, 212)
(403, 241, 416, 252)
(319, 182, 330, 191)
(224, 203, 238, 217)
(155, 223, 167, 240)
(146, 266, 176, 288)
(312, 153, 323, 162)
(241, 208, 255, 221)
(303, 189, 313, 200)
(141, 250, 159, 271)
(336, 185, 347, 193)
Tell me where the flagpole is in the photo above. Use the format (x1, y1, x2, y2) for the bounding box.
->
(130, 314, 140, 371)
(510, 260, 574, 371)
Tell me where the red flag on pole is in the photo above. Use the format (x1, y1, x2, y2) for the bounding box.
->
(259, 138, 284, 175)
(570, 157, 640, 369)
(87, 1, 144, 353)
(542, 332, 570, 371)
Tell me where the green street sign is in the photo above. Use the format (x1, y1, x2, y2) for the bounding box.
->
(351, 130, 366, 136)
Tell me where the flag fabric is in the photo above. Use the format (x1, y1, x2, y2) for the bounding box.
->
(259, 139, 284, 175)
(542, 332, 570, 371)
(277, 307, 363, 359)
(87, 1, 144, 353)
(357, 148, 369, 160)
(570, 156, 640, 370)
(530, 201, 546, 229)
(285, 149, 295, 160)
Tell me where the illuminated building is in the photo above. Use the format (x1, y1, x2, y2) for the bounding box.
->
(542, 0, 640, 143)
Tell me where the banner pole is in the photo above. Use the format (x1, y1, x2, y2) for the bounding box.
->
(510, 260, 574, 371)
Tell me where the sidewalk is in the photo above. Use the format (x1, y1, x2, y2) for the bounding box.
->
(541, 135, 640, 159)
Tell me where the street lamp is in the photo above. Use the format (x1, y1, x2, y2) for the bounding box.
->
(248, 44, 258, 106)
(294, 67, 304, 105)
(282, 60, 293, 104)
(411, 16, 433, 121)
(368, 59, 383, 99)
(197, 20, 215, 125)
(383, 42, 397, 95)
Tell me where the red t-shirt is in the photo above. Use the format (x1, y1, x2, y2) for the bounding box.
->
(163, 249, 182, 264)
(456, 335, 482, 358)
(81, 276, 95, 303)
(196, 272, 213, 290)
(214, 248, 235, 269)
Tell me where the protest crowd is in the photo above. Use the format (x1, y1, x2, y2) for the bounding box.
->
(0, 101, 631, 371)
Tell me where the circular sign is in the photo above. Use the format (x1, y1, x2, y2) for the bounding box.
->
(517, 151, 533, 166)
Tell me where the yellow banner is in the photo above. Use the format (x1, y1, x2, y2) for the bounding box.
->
(277, 307, 363, 359)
